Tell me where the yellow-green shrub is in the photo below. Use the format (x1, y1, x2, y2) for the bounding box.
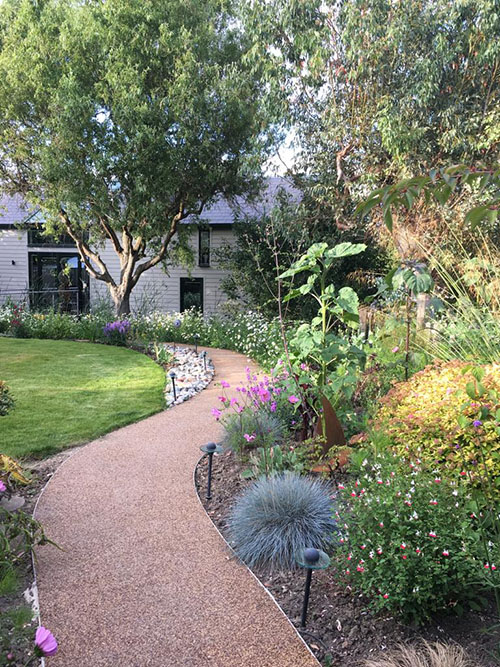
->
(373, 360, 500, 479)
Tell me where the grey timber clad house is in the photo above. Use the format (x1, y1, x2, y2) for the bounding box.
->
(0, 177, 295, 315)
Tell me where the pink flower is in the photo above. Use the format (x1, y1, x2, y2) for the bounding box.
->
(356, 565, 364, 572)
(300, 363, 308, 371)
(243, 433, 256, 442)
(0, 480, 6, 493)
(442, 550, 449, 557)
(230, 398, 238, 406)
(379, 522, 384, 528)
(434, 478, 441, 484)
(218, 396, 227, 403)
(383, 593, 389, 599)
(288, 395, 300, 404)
(211, 408, 222, 420)
(402, 555, 407, 560)
(428, 531, 437, 538)
(400, 543, 406, 549)
(221, 380, 230, 388)
(270, 401, 277, 413)
(392, 346, 399, 353)
(35, 627, 58, 657)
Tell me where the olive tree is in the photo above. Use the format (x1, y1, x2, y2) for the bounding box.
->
(0, 0, 274, 314)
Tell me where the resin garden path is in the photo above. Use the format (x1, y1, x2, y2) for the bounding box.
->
(35, 348, 318, 667)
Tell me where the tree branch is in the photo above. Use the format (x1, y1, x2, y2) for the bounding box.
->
(59, 208, 116, 286)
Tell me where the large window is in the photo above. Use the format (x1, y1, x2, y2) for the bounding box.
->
(29, 253, 89, 313)
(28, 224, 77, 247)
(180, 277, 203, 313)
(199, 229, 210, 267)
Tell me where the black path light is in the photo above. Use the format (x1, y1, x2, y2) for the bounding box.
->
(201, 350, 207, 371)
(296, 548, 330, 628)
(169, 370, 177, 402)
(194, 333, 200, 354)
(200, 442, 223, 500)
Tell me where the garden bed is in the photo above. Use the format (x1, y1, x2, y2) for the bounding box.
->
(195, 451, 500, 667)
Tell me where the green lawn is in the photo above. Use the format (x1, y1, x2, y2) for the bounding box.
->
(0, 338, 166, 459)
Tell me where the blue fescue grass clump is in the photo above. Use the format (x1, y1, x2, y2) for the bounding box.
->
(228, 473, 336, 569)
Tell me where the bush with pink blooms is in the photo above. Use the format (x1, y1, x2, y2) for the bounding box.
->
(336, 452, 499, 624)
(214, 365, 304, 476)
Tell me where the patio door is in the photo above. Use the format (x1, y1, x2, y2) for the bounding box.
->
(29, 253, 89, 313)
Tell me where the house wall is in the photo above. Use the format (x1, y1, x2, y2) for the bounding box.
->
(0, 225, 235, 314)
(0, 229, 29, 303)
(89, 226, 236, 315)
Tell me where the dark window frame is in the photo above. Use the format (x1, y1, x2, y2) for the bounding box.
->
(180, 277, 204, 313)
(198, 228, 210, 267)
(28, 251, 89, 313)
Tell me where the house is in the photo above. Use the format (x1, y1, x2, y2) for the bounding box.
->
(0, 177, 297, 315)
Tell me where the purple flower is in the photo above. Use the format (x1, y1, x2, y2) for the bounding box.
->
(270, 401, 277, 413)
(243, 433, 256, 442)
(0, 480, 6, 493)
(392, 346, 399, 353)
(473, 420, 482, 428)
(288, 395, 300, 404)
(221, 380, 230, 388)
(174, 318, 181, 327)
(211, 408, 222, 420)
(35, 627, 58, 657)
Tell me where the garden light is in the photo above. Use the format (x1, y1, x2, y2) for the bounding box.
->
(200, 442, 223, 500)
(201, 350, 207, 371)
(194, 333, 200, 354)
(296, 547, 330, 628)
(169, 370, 177, 402)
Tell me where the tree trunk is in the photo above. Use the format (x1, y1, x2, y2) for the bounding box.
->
(111, 286, 132, 317)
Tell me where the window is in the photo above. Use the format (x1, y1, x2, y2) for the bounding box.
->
(199, 229, 210, 267)
(29, 253, 89, 313)
(28, 224, 77, 247)
(180, 277, 203, 313)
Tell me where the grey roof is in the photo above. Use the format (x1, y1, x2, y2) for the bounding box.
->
(0, 194, 38, 226)
(0, 177, 300, 227)
(193, 176, 301, 225)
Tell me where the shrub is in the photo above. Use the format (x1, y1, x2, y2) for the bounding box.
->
(228, 473, 336, 569)
(222, 411, 286, 455)
(102, 319, 131, 345)
(0, 382, 14, 416)
(336, 453, 497, 624)
(372, 360, 500, 479)
(364, 641, 477, 667)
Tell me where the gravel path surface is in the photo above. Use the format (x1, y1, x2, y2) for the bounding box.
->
(34, 347, 318, 667)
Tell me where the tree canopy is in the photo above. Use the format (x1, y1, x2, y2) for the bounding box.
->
(0, 0, 274, 313)
(243, 0, 500, 257)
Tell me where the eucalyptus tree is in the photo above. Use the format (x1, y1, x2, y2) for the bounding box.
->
(0, 0, 275, 314)
(243, 0, 500, 256)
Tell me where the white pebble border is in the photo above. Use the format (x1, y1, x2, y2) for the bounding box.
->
(161, 344, 214, 407)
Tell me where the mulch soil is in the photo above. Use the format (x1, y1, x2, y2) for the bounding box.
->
(195, 450, 500, 667)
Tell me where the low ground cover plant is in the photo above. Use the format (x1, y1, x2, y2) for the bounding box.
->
(336, 452, 498, 624)
(228, 473, 336, 569)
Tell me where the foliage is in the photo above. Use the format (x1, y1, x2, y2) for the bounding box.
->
(337, 453, 498, 624)
(280, 242, 367, 411)
(0, 454, 30, 487)
(359, 166, 500, 234)
(363, 640, 476, 667)
(0, 507, 52, 583)
(0, 337, 165, 458)
(221, 411, 286, 459)
(0, 0, 275, 314)
(0, 381, 14, 417)
(217, 185, 392, 319)
(372, 361, 500, 484)
(243, 443, 306, 479)
(0, 303, 285, 368)
(244, 0, 500, 259)
(215, 365, 299, 474)
(151, 343, 175, 368)
(228, 473, 336, 569)
(102, 319, 131, 346)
